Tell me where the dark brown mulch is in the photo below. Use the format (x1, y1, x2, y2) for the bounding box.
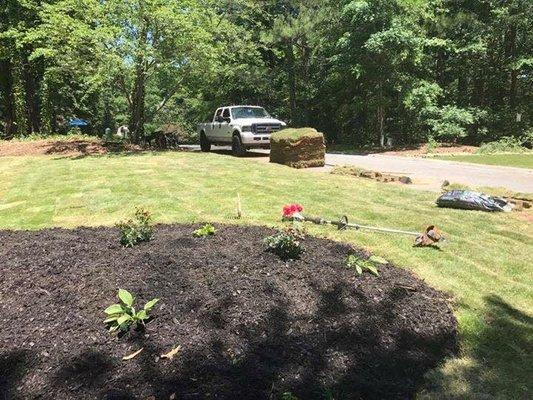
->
(0, 225, 457, 400)
(0, 138, 143, 157)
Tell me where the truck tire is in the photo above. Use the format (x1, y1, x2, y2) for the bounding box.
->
(232, 134, 246, 157)
(200, 132, 211, 152)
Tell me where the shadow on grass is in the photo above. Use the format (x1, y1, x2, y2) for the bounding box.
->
(423, 295, 532, 398)
(52, 146, 269, 161)
(210, 149, 270, 159)
(327, 144, 421, 156)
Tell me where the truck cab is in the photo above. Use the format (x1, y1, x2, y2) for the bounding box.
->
(198, 106, 287, 156)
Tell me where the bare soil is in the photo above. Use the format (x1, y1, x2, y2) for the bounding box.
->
(0, 139, 141, 157)
(0, 225, 457, 399)
(329, 143, 478, 157)
(385, 143, 478, 156)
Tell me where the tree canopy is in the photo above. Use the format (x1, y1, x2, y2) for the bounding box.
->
(1, 0, 531, 146)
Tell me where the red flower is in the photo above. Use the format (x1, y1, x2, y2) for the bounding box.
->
(283, 204, 304, 217)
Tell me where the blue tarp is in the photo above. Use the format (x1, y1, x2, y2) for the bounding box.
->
(68, 118, 89, 127)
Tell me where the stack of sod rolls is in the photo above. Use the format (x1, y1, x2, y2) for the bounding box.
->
(270, 128, 325, 168)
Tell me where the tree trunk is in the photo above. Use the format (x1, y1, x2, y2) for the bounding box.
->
(0, 58, 16, 138)
(378, 85, 385, 148)
(472, 71, 485, 107)
(21, 51, 41, 134)
(130, 66, 146, 143)
(285, 40, 297, 125)
(507, 23, 517, 109)
(129, 27, 148, 144)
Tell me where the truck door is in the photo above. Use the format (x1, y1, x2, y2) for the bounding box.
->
(220, 108, 232, 143)
(209, 108, 223, 140)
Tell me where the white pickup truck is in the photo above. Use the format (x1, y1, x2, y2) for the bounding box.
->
(198, 106, 287, 156)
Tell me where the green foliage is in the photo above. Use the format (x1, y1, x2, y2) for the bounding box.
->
(345, 254, 388, 277)
(404, 81, 443, 114)
(264, 227, 305, 260)
(103, 289, 159, 333)
(193, 224, 216, 238)
(117, 208, 153, 247)
(427, 106, 475, 141)
(281, 393, 299, 400)
(1, 0, 532, 145)
(477, 136, 530, 154)
(426, 136, 439, 154)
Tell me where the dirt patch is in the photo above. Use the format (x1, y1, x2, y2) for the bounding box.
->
(0, 225, 457, 399)
(390, 143, 478, 156)
(332, 165, 412, 184)
(329, 143, 478, 157)
(0, 138, 141, 157)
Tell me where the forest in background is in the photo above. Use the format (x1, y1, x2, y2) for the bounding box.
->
(1, 0, 531, 146)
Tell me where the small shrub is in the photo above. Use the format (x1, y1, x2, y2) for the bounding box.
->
(265, 227, 305, 260)
(426, 136, 439, 154)
(193, 223, 216, 237)
(104, 289, 159, 333)
(281, 393, 299, 400)
(117, 207, 153, 247)
(345, 254, 387, 277)
(477, 136, 529, 154)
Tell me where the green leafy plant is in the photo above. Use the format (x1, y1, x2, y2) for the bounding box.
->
(426, 136, 439, 154)
(477, 136, 529, 154)
(345, 254, 388, 277)
(193, 223, 216, 237)
(281, 392, 299, 400)
(104, 289, 159, 333)
(117, 207, 154, 247)
(264, 227, 305, 260)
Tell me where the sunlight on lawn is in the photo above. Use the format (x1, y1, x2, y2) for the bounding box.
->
(433, 153, 533, 169)
(0, 151, 531, 398)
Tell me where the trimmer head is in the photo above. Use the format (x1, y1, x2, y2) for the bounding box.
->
(414, 225, 444, 247)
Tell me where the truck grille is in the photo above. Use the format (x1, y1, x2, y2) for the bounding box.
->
(252, 123, 282, 135)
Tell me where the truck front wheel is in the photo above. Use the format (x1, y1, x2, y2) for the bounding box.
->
(232, 135, 246, 157)
(200, 132, 211, 152)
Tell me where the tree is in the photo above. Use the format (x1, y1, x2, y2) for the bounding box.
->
(0, 0, 44, 137)
(1, 0, 531, 145)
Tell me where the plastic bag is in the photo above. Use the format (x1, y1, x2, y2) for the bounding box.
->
(436, 190, 512, 212)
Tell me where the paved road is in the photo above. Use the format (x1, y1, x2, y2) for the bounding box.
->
(324, 153, 533, 193)
(184, 145, 533, 193)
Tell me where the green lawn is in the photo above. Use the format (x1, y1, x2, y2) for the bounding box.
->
(0, 151, 531, 399)
(434, 153, 533, 169)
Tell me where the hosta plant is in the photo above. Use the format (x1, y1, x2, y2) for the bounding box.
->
(264, 227, 305, 260)
(193, 224, 216, 238)
(117, 207, 154, 247)
(104, 289, 159, 333)
(345, 255, 388, 277)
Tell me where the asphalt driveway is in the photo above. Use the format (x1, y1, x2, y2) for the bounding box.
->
(324, 153, 533, 193)
(186, 145, 533, 193)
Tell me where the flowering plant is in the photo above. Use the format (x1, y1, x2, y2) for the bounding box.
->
(282, 204, 304, 219)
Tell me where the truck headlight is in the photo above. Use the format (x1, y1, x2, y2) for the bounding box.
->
(242, 126, 252, 132)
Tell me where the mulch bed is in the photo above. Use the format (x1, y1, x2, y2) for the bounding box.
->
(0, 139, 142, 157)
(0, 225, 457, 399)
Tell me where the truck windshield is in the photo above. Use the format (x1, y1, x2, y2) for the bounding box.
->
(232, 107, 270, 119)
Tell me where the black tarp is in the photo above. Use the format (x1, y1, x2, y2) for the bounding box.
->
(436, 190, 511, 212)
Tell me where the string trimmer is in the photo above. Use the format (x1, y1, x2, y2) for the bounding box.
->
(282, 204, 444, 247)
